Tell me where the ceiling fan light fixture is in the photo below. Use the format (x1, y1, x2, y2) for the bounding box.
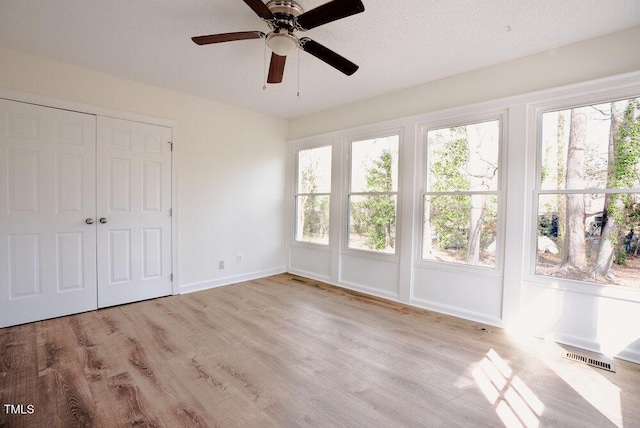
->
(266, 32, 298, 56)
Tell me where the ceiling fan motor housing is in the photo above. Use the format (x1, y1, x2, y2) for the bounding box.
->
(267, 0, 303, 31)
(266, 1, 304, 18)
(265, 0, 304, 55)
(192, 0, 364, 83)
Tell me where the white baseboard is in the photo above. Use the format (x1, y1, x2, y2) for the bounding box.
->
(290, 271, 500, 327)
(288, 268, 400, 301)
(615, 347, 640, 364)
(410, 296, 504, 328)
(542, 331, 640, 365)
(336, 279, 400, 301)
(287, 268, 331, 284)
(179, 267, 286, 294)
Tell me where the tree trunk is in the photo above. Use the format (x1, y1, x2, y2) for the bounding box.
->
(423, 198, 432, 257)
(593, 101, 626, 278)
(556, 112, 567, 257)
(561, 108, 588, 270)
(467, 194, 487, 265)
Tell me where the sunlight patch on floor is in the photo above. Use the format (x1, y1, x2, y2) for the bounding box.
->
(539, 341, 623, 428)
(472, 349, 544, 427)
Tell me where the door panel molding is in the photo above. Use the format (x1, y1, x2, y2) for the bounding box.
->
(0, 95, 177, 327)
(0, 88, 180, 298)
(96, 116, 172, 308)
(0, 99, 97, 327)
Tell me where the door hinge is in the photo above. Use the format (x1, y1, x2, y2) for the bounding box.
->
(168, 141, 173, 151)
(170, 273, 173, 281)
(169, 208, 172, 216)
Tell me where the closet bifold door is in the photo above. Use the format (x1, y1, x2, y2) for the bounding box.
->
(96, 116, 172, 308)
(0, 99, 98, 327)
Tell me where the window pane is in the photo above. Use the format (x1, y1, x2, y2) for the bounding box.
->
(295, 195, 330, 244)
(536, 193, 640, 288)
(540, 98, 640, 191)
(350, 135, 399, 192)
(348, 195, 397, 253)
(297, 146, 331, 194)
(422, 194, 497, 268)
(427, 120, 500, 192)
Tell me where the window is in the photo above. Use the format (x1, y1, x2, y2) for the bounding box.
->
(422, 119, 501, 268)
(347, 133, 400, 254)
(295, 145, 331, 244)
(535, 97, 640, 288)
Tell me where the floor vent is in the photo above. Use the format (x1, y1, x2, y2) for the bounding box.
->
(562, 350, 616, 373)
(290, 277, 307, 284)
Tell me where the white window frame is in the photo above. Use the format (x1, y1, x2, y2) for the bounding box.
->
(344, 128, 403, 259)
(526, 88, 640, 302)
(416, 112, 507, 276)
(293, 143, 333, 247)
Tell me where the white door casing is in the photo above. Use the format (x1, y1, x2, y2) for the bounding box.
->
(1, 100, 174, 327)
(96, 117, 172, 308)
(0, 99, 97, 327)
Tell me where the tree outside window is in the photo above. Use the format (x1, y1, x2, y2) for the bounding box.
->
(348, 134, 399, 253)
(422, 120, 500, 268)
(536, 98, 640, 288)
(295, 146, 331, 244)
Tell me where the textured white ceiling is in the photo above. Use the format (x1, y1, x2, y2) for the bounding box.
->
(1, 0, 639, 119)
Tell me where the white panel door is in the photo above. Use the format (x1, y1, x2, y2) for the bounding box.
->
(96, 117, 172, 307)
(0, 99, 97, 327)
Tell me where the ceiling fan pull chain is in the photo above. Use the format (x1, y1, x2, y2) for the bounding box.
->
(297, 48, 300, 97)
(263, 40, 267, 90)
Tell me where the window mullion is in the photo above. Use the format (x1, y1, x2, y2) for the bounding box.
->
(537, 188, 640, 194)
(423, 190, 498, 196)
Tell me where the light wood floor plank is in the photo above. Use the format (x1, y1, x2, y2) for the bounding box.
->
(1, 273, 639, 427)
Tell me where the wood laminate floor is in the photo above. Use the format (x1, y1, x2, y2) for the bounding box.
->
(1, 274, 639, 427)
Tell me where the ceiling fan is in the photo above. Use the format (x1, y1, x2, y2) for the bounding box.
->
(191, 0, 365, 84)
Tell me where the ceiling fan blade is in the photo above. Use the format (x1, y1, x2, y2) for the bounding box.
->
(300, 38, 358, 76)
(296, 0, 364, 30)
(192, 31, 265, 45)
(242, 0, 274, 20)
(267, 52, 287, 83)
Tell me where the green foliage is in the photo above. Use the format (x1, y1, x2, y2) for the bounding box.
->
(614, 249, 627, 266)
(608, 101, 640, 240)
(300, 162, 329, 241)
(429, 127, 471, 250)
(366, 149, 394, 192)
(480, 196, 498, 249)
(430, 127, 470, 192)
(614, 101, 640, 189)
(351, 149, 396, 250)
(538, 213, 556, 237)
(603, 100, 640, 263)
(431, 195, 470, 250)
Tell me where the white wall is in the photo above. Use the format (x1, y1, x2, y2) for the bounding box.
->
(0, 46, 289, 292)
(289, 25, 640, 140)
(286, 26, 640, 362)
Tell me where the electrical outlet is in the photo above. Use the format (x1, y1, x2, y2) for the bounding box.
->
(218, 260, 224, 269)
(237, 254, 243, 263)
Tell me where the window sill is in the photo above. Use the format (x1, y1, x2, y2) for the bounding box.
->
(413, 259, 503, 279)
(341, 247, 400, 262)
(290, 241, 331, 251)
(525, 274, 640, 303)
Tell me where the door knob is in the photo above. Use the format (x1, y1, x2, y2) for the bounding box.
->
(99, 217, 108, 224)
(85, 218, 94, 224)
